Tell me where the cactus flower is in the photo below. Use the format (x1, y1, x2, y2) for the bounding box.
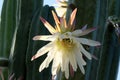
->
(31, 8, 100, 79)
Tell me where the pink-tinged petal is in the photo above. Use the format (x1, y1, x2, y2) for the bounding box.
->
(31, 42, 53, 61)
(18, 76, 24, 80)
(52, 10, 60, 24)
(76, 38, 101, 46)
(52, 75, 57, 80)
(0, 69, 4, 80)
(72, 28, 96, 36)
(81, 24, 88, 30)
(33, 35, 55, 41)
(51, 10, 61, 32)
(79, 44, 92, 60)
(90, 54, 98, 60)
(63, 17, 67, 28)
(60, 17, 64, 28)
(60, 17, 68, 29)
(40, 17, 56, 34)
(79, 27, 96, 36)
(9, 73, 15, 80)
(70, 64, 74, 77)
(69, 8, 77, 26)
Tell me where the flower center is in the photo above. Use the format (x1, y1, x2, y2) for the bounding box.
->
(62, 38, 73, 47)
(55, 37, 76, 52)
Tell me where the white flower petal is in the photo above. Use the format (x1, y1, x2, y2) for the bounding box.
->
(60, 55, 64, 71)
(33, 35, 56, 41)
(75, 50, 86, 65)
(39, 49, 56, 72)
(52, 60, 60, 76)
(69, 52, 77, 71)
(64, 59, 69, 79)
(39, 58, 47, 72)
(76, 38, 100, 46)
(72, 28, 96, 36)
(62, 54, 69, 79)
(75, 52, 86, 74)
(78, 63, 85, 74)
(60, 53, 65, 71)
(79, 44, 92, 60)
(72, 29, 83, 36)
(45, 49, 56, 67)
(31, 42, 53, 61)
(52, 52, 61, 76)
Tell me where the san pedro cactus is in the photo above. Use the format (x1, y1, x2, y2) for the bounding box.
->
(0, 0, 120, 80)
